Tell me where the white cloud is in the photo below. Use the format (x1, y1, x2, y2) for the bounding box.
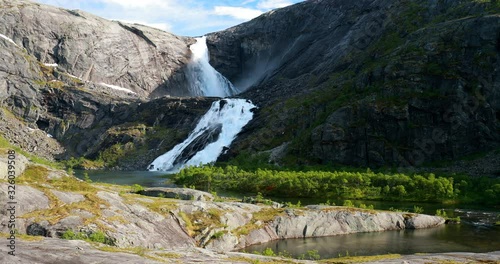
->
(35, 0, 303, 36)
(241, 0, 257, 5)
(257, 0, 293, 9)
(213, 6, 263, 20)
(99, 0, 173, 8)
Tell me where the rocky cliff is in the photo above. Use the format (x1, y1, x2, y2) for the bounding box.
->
(208, 0, 500, 169)
(0, 0, 194, 97)
(0, 0, 222, 168)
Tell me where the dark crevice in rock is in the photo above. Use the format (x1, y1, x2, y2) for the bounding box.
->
(66, 10, 85, 18)
(36, 119, 50, 131)
(27, 223, 49, 237)
(118, 22, 157, 48)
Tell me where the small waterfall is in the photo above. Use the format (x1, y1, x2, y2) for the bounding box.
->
(187, 36, 238, 97)
(148, 99, 256, 172)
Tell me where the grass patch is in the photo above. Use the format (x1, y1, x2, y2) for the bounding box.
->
(181, 209, 226, 237)
(99, 246, 183, 263)
(154, 252, 182, 258)
(234, 207, 285, 237)
(178, 212, 195, 237)
(61, 230, 114, 245)
(18, 165, 109, 228)
(227, 256, 296, 264)
(0, 232, 44, 242)
(320, 254, 401, 263)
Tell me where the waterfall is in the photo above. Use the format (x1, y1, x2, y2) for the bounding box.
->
(148, 99, 256, 172)
(186, 36, 238, 97)
(148, 36, 254, 172)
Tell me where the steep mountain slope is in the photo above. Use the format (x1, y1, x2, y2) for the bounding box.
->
(1, 0, 499, 171)
(0, 0, 217, 168)
(208, 0, 500, 169)
(0, 0, 194, 97)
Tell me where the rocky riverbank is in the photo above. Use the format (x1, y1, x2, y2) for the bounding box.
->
(0, 153, 499, 263)
(0, 153, 447, 259)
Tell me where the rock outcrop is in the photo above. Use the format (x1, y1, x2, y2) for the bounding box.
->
(170, 198, 444, 252)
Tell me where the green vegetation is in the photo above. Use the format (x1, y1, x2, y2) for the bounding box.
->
(0, 232, 44, 242)
(131, 184, 144, 193)
(174, 165, 500, 205)
(320, 254, 401, 263)
(61, 230, 114, 245)
(252, 248, 320, 261)
(413, 205, 424, 214)
(19, 165, 110, 229)
(435, 209, 461, 222)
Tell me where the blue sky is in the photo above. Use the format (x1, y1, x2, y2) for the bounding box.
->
(35, 0, 304, 36)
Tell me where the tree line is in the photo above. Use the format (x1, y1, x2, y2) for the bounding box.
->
(173, 165, 500, 204)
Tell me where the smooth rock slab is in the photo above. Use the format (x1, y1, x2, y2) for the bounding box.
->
(139, 187, 214, 201)
(51, 190, 85, 205)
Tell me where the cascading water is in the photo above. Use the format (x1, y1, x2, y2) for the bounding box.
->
(148, 36, 255, 172)
(148, 99, 255, 172)
(186, 36, 238, 97)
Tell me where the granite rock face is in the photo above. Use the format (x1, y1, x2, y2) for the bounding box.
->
(0, 0, 194, 97)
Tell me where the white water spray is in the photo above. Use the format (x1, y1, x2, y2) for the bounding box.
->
(187, 36, 238, 97)
(148, 99, 256, 172)
(148, 36, 254, 172)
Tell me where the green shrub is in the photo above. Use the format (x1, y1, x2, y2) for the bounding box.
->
(413, 206, 424, 214)
(131, 184, 144, 193)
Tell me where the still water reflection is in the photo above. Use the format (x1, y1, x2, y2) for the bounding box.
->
(242, 215, 500, 259)
(74, 170, 173, 187)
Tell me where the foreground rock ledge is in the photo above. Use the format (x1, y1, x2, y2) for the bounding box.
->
(0, 238, 499, 264)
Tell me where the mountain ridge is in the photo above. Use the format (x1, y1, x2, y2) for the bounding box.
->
(0, 0, 499, 172)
